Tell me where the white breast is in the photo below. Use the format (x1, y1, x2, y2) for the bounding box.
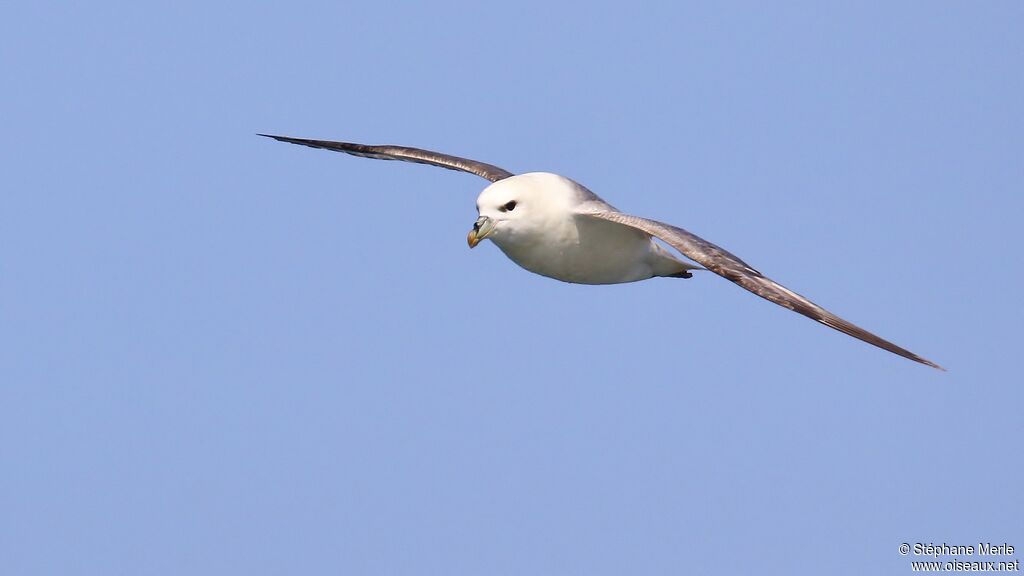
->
(492, 214, 661, 284)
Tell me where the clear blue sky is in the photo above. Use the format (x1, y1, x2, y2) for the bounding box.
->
(2, 2, 1021, 574)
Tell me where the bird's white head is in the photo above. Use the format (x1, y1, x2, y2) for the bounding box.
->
(467, 172, 581, 249)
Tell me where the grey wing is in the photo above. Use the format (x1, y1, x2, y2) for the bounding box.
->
(258, 134, 514, 182)
(583, 211, 943, 370)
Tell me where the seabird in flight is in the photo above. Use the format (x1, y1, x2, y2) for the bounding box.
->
(259, 134, 943, 370)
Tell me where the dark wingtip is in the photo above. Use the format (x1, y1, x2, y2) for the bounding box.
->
(258, 133, 322, 149)
(896, 351, 944, 371)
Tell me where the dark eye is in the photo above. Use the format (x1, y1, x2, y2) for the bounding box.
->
(500, 200, 517, 212)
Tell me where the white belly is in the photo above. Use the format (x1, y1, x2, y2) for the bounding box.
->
(491, 215, 666, 284)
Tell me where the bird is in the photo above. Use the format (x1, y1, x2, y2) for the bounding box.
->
(259, 133, 943, 370)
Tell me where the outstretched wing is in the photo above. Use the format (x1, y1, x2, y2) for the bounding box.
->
(583, 211, 943, 370)
(258, 134, 515, 183)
